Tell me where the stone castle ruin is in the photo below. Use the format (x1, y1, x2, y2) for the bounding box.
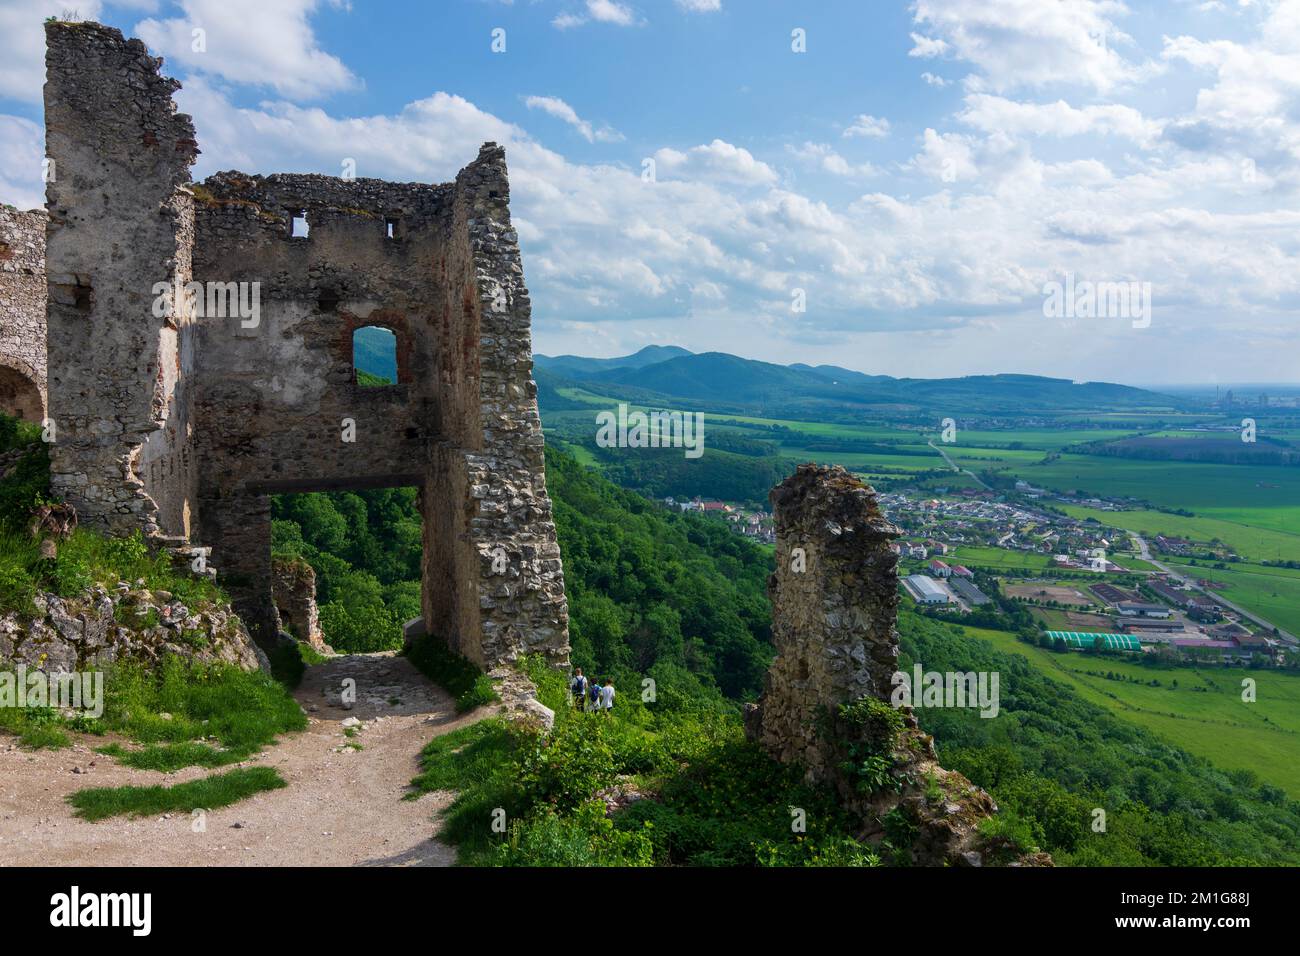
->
(1, 21, 569, 669)
(748, 464, 1048, 866)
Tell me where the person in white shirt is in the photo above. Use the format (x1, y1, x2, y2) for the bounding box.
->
(599, 679, 615, 714)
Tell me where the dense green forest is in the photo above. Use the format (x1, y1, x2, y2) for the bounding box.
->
(271, 487, 422, 652)
(270, 446, 774, 698)
(273, 443, 1300, 865)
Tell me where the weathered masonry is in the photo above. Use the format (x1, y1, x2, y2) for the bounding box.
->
(0, 207, 47, 423)
(33, 21, 569, 668)
(746, 464, 1050, 866)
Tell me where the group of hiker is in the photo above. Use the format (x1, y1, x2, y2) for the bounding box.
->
(569, 668, 615, 713)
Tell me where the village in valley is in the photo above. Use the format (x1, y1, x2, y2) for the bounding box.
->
(669, 481, 1295, 666)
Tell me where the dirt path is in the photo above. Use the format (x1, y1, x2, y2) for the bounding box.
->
(0, 651, 480, 866)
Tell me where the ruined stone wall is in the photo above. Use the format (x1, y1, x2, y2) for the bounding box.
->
(0, 207, 47, 422)
(43, 21, 197, 537)
(37, 22, 569, 670)
(190, 171, 449, 641)
(271, 557, 329, 653)
(421, 146, 569, 667)
(753, 463, 903, 778)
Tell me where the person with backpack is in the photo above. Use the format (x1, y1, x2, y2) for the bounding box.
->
(599, 678, 616, 714)
(588, 678, 601, 713)
(570, 668, 588, 709)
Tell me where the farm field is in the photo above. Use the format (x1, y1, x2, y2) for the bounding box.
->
(1057, 504, 1300, 563)
(961, 625, 1300, 798)
(1008, 454, 1300, 535)
(1003, 582, 1096, 605)
(781, 447, 940, 471)
(930, 427, 1142, 450)
(947, 545, 1056, 571)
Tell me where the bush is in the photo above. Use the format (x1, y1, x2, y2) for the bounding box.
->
(513, 716, 619, 812)
(0, 562, 38, 617)
(495, 801, 654, 867)
(318, 600, 402, 652)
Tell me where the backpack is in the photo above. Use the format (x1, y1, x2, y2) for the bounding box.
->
(571, 675, 586, 694)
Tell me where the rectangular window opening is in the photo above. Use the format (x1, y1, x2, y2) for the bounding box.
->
(290, 209, 309, 238)
(384, 217, 398, 240)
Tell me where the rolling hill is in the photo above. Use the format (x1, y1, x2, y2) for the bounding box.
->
(534, 347, 1196, 419)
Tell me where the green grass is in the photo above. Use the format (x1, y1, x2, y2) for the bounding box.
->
(948, 545, 1055, 571)
(67, 766, 287, 821)
(0, 705, 75, 749)
(1059, 504, 1300, 564)
(95, 741, 246, 772)
(102, 656, 307, 754)
(3, 657, 308, 771)
(963, 625, 1300, 798)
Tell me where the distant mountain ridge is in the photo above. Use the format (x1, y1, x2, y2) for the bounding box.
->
(534, 345, 693, 377)
(533, 346, 1192, 417)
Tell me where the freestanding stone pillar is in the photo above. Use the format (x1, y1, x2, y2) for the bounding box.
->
(750, 463, 902, 780)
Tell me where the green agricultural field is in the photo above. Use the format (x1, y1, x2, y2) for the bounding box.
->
(1161, 559, 1300, 638)
(941, 446, 1051, 466)
(931, 427, 1143, 450)
(1012, 454, 1300, 535)
(947, 545, 1055, 571)
(1058, 504, 1300, 563)
(962, 625, 1300, 798)
(1107, 552, 1161, 571)
(782, 446, 941, 472)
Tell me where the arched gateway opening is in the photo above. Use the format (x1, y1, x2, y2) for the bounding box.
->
(0, 364, 44, 423)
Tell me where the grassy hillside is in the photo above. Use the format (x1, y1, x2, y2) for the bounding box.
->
(901, 613, 1300, 864)
(966, 625, 1300, 798)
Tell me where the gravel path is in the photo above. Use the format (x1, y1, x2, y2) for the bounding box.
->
(0, 651, 478, 866)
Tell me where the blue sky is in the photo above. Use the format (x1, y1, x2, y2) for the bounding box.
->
(2, 0, 1298, 385)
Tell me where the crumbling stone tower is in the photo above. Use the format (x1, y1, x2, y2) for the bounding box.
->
(750, 463, 904, 778)
(38, 21, 569, 668)
(748, 464, 1048, 866)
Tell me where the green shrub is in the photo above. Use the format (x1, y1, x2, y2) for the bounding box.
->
(495, 801, 654, 867)
(267, 640, 327, 689)
(0, 562, 38, 616)
(319, 600, 402, 653)
(513, 716, 618, 812)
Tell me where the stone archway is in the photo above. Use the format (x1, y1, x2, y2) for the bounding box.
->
(0, 362, 44, 423)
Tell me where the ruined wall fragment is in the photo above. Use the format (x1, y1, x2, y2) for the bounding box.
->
(271, 557, 330, 653)
(750, 464, 1048, 866)
(43, 21, 198, 537)
(38, 25, 568, 671)
(422, 144, 569, 667)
